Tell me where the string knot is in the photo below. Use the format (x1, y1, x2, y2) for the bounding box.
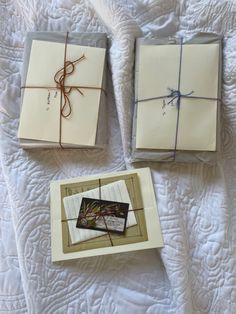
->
(168, 88, 181, 98)
(167, 88, 194, 109)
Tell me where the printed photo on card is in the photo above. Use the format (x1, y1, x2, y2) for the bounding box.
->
(77, 197, 129, 234)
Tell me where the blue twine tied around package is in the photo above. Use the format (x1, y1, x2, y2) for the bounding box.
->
(135, 38, 221, 161)
(165, 88, 194, 109)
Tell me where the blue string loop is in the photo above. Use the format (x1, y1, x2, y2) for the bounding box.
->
(166, 88, 194, 108)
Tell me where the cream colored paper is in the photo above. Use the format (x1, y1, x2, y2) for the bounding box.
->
(50, 168, 164, 261)
(63, 180, 137, 244)
(18, 40, 105, 146)
(136, 44, 219, 151)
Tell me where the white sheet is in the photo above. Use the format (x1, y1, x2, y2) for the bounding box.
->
(0, 165, 27, 313)
(1, 0, 236, 313)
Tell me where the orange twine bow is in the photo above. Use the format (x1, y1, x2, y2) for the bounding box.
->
(54, 54, 86, 118)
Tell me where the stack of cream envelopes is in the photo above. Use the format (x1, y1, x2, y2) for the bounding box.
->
(132, 33, 222, 163)
(50, 168, 164, 261)
(18, 32, 107, 148)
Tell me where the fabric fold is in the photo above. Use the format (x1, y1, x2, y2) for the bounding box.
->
(1, 0, 236, 313)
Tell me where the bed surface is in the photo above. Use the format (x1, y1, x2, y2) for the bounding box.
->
(1, 0, 236, 313)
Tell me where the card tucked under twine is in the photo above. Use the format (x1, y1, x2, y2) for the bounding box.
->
(61, 179, 144, 247)
(135, 38, 221, 161)
(21, 32, 106, 148)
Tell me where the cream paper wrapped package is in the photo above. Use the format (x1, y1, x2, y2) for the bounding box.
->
(18, 32, 107, 149)
(132, 33, 222, 163)
(50, 167, 164, 262)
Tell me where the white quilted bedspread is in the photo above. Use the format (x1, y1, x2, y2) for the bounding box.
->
(1, 0, 236, 313)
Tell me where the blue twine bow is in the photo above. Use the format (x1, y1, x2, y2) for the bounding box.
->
(166, 88, 194, 109)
